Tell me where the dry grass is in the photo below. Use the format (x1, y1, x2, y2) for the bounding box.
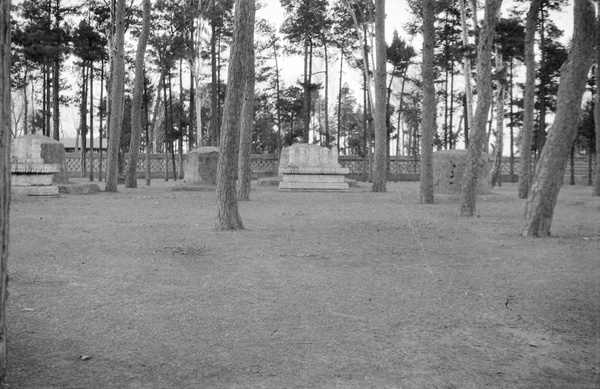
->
(5, 179, 600, 388)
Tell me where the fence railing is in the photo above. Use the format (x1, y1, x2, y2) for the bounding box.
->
(64, 153, 594, 181)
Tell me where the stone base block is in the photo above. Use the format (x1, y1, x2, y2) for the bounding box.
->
(57, 183, 100, 194)
(279, 174, 349, 191)
(12, 173, 54, 186)
(12, 185, 59, 197)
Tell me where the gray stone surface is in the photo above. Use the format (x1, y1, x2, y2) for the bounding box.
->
(184, 147, 219, 185)
(278, 144, 349, 192)
(11, 134, 69, 184)
(433, 150, 492, 194)
(57, 183, 100, 195)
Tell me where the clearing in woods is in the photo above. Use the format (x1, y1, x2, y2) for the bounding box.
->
(6, 180, 600, 388)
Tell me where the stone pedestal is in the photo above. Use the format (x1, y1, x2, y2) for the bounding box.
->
(278, 144, 349, 191)
(11, 135, 62, 196)
(433, 150, 491, 194)
(184, 147, 219, 185)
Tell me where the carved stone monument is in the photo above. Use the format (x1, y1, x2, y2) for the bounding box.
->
(278, 143, 349, 191)
(433, 150, 492, 194)
(11, 134, 62, 196)
(183, 146, 219, 185)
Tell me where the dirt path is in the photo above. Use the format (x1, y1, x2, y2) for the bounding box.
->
(6, 180, 600, 388)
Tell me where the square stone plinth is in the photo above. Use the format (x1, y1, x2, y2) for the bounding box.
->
(279, 174, 349, 192)
(12, 185, 59, 196)
(11, 173, 55, 187)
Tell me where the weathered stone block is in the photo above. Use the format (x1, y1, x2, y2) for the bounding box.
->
(184, 147, 219, 185)
(278, 144, 349, 191)
(433, 150, 491, 194)
(11, 134, 69, 184)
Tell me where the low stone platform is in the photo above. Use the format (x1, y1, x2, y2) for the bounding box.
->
(57, 183, 101, 195)
(170, 185, 216, 192)
(278, 144, 349, 192)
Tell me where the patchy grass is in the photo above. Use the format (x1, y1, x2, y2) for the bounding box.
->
(6, 179, 600, 388)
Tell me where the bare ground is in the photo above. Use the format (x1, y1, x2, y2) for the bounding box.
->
(5, 179, 600, 389)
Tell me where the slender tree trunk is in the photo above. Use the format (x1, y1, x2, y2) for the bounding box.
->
(323, 40, 330, 148)
(0, 2, 11, 381)
(105, 0, 126, 192)
(178, 59, 184, 179)
(303, 37, 311, 143)
(125, 0, 150, 188)
(210, 16, 218, 147)
(168, 77, 177, 180)
(337, 48, 343, 155)
(89, 62, 94, 181)
(521, 0, 595, 237)
(99, 54, 104, 181)
(237, 14, 255, 202)
(491, 47, 506, 187)
(420, 0, 436, 203)
(459, 0, 502, 217)
(460, 0, 474, 149)
(216, 0, 254, 231)
(594, 15, 600, 196)
(52, 0, 60, 141)
(80, 66, 88, 178)
(372, 0, 387, 192)
(509, 60, 515, 182)
(518, 0, 541, 198)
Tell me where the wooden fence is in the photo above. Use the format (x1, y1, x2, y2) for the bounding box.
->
(64, 153, 595, 182)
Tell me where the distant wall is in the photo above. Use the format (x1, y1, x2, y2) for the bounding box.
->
(64, 153, 595, 183)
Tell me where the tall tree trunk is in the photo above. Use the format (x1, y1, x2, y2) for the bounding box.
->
(0, 1, 11, 381)
(459, 0, 502, 217)
(372, 0, 387, 192)
(460, 0, 474, 149)
(168, 76, 177, 180)
(536, 10, 547, 157)
(509, 60, 515, 183)
(105, 0, 126, 192)
(518, 0, 541, 198)
(337, 48, 344, 155)
(99, 54, 104, 181)
(594, 15, 600, 196)
(125, 0, 150, 188)
(215, 0, 253, 231)
(210, 17, 219, 146)
(89, 62, 94, 181)
(302, 37, 311, 143)
(237, 13, 255, 202)
(80, 66, 88, 178)
(491, 47, 506, 187)
(420, 0, 436, 203)
(521, 0, 595, 237)
(323, 40, 330, 148)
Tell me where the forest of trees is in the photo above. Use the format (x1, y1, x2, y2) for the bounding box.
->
(9, 0, 595, 174)
(5, 0, 600, 224)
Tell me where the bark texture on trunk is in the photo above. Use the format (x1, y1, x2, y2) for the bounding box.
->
(125, 0, 151, 188)
(521, 0, 595, 237)
(372, 0, 387, 192)
(518, 0, 542, 199)
(105, 0, 126, 192)
(491, 48, 506, 187)
(420, 0, 436, 204)
(215, 0, 253, 230)
(237, 1, 256, 202)
(594, 14, 600, 197)
(459, 0, 502, 217)
(0, 1, 10, 381)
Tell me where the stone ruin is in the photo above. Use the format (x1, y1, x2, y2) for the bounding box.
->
(433, 149, 491, 194)
(183, 146, 219, 186)
(278, 143, 349, 191)
(11, 134, 69, 196)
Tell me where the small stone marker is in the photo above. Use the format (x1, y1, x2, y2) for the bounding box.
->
(433, 150, 492, 194)
(278, 143, 349, 191)
(11, 134, 63, 196)
(184, 146, 219, 186)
